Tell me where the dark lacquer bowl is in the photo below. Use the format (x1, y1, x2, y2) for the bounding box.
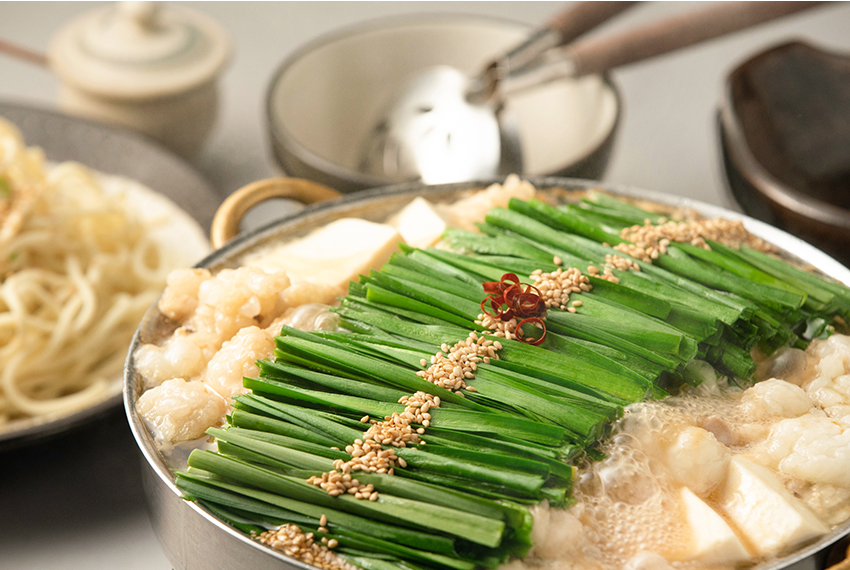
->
(720, 41, 850, 268)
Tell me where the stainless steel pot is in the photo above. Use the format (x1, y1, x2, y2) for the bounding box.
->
(124, 176, 850, 570)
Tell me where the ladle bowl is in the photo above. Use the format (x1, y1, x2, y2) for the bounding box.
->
(358, 65, 523, 184)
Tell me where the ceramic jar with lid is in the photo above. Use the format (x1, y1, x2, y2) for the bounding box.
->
(48, 1, 231, 158)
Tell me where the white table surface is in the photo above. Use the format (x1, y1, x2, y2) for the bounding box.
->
(1, 2, 849, 569)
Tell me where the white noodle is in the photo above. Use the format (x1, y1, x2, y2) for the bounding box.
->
(0, 118, 172, 426)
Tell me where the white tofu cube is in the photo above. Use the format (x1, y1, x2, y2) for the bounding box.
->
(247, 218, 403, 302)
(389, 196, 448, 249)
(678, 487, 750, 564)
(720, 456, 828, 556)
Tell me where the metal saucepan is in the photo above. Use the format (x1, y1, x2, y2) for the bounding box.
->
(124, 177, 850, 570)
(265, 15, 622, 194)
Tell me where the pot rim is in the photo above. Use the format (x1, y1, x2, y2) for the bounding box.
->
(125, 176, 850, 570)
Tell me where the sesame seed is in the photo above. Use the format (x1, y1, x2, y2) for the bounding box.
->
(256, 524, 354, 570)
(616, 216, 774, 264)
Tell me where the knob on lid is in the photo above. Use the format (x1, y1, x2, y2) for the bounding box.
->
(48, 2, 231, 100)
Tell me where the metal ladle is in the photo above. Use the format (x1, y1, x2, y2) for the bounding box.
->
(361, 1, 825, 185)
(360, 1, 637, 184)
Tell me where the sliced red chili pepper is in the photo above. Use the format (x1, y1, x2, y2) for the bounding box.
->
(503, 284, 521, 305)
(494, 297, 514, 321)
(515, 317, 547, 345)
(481, 273, 548, 344)
(480, 295, 496, 316)
(517, 290, 544, 316)
(481, 294, 514, 321)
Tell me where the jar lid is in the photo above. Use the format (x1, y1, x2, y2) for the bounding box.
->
(48, 2, 231, 100)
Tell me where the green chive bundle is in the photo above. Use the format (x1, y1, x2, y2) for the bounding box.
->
(174, 192, 850, 570)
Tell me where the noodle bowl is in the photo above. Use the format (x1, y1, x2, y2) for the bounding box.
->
(0, 117, 208, 429)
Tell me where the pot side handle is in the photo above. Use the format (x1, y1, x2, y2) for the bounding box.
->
(210, 177, 341, 249)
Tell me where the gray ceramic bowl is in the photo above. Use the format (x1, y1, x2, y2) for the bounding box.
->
(126, 176, 850, 570)
(0, 101, 217, 452)
(265, 15, 621, 193)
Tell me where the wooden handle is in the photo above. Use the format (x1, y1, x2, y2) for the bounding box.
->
(210, 177, 340, 249)
(478, 0, 638, 96)
(0, 38, 48, 67)
(566, 1, 826, 77)
(547, 1, 639, 45)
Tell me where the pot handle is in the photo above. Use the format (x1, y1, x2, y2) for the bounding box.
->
(210, 177, 342, 249)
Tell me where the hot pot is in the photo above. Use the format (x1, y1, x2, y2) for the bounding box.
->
(124, 176, 850, 570)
